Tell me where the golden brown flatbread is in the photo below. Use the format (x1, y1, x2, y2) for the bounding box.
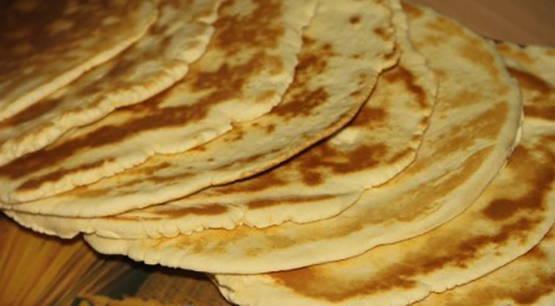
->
(83, 1, 522, 275)
(6, 0, 435, 238)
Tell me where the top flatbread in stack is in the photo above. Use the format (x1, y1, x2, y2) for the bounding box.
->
(0, 0, 318, 204)
(5, 0, 435, 239)
(0, 0, 223, 166)
(83, 0, 522, 274)
(1, 0, 396, 219)
(0, 0, 157, 122)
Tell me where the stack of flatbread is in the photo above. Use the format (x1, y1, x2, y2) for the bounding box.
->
(1, 0, 553, 304)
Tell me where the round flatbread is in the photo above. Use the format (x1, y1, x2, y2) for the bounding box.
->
(0, 0, 157, 122)
(2, 0, 396, 219)
(0, 0, 223, 166)
(0, 0, 318, 204)
(215, 114, 555, 306)
(6, 0, 433, 239)
(83, 1, 522, 274)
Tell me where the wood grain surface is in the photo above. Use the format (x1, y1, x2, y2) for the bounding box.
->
(411, 0, 555, 45)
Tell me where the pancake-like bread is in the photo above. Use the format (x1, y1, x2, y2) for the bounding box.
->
(5, 0, 434, 239)
(2, 0, 396, 219)
(0, 0, 222, 166)
(82, 1, 522, 274)
(0, 0, 157, 121)
(0, 0, 318, 204)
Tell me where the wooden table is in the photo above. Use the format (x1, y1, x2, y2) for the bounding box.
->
(411, 0, 555, 45)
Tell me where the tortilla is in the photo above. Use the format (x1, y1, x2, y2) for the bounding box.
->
(0, 0, 223, 166)
(6, 0, 433, 238)
(0, 0, 318, 204)
(3, 0, 396, 218)
(83, 1, 522, 274)
(214, 118, 555, 305)
(0, 0, 157, 122)
(415, 227, 555, 306)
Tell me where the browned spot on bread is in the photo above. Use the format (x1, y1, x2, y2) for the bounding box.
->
(247, 195, 334, 209)
(349, 15, 360, 24)
(0, 97, 62, 127)
(458, 39, 502, 82)
(493, 269, 555, 304)
(16, 158, 115, 192)
(509, 68, 551, 94)
(351, 107, 387, 127)
(373, 27, 389, 40)
(295, 143, 388, 186)
(434, 263, 555, 305)
(273, 42, 335, 119)
(482, 146, 553, 221)
(526, 243, 548, 260)
(508, 68, 555, 120)
(384, 66, 428, 109)
(270, 262, 417, 303)
(213, 170, 288, 195)
(265, 124, 276, 134)
(213, 0, 284, 56)
(225, 127, 245, 142)
(301, 35, 315, 46)
(401, 2, 423, 18)
(151, 204, 228, 219)
(445, 90, 481, 109)
(497, 43, 533, 65)
(422, 34, 443, 47)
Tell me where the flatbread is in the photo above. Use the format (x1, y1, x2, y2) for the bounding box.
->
(83, 1, 522, 274)
(0, 0, 318, 204)
(2, 0, 396, 218)
(415, 227, 555, 306)
(214, 118, 555, 306)
(0, 0, 223, 166)
(0, 0, 157, 122)
(6, 0, 433, 238)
